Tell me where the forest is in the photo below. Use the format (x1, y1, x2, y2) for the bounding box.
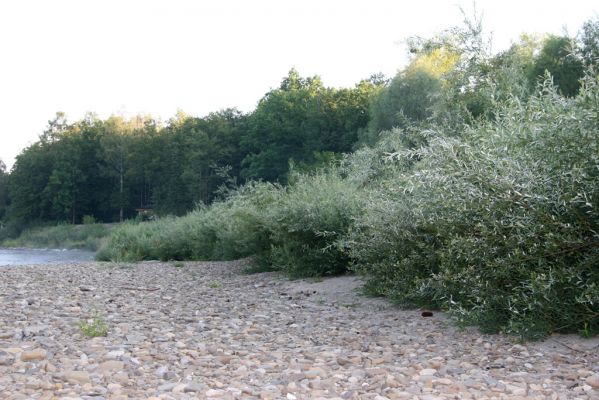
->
(1, 17, 598, 338)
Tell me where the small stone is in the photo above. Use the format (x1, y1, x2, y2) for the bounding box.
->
(184, 383, 204, 392)
(107, 383, 122, 392)
(21, 349, 47, 361)
(304, 368, 326, 379)
(2, 348, 23, 355)
(0, 351, 13, 366)
(104, 350, 125, 360)
(172, 383, 187, 393)
(419, 368, 437, 376)
(350, 369, 366, 379)
(341, 391, 354, 400)
(43, 362, 57, 372)
(506, 384, 527, 396)
(586, 375, 599, 389)
(97, 360, 125, 374)
(216, 355, 232, 364)
(64, 370, 91, 384)
(157, 383, 177, 392)
(336, 357, 351, 366)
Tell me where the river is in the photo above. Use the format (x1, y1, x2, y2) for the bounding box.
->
(0, 248, 96, 266)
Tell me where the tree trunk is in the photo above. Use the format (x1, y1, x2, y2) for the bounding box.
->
(119, 163, 124, 222)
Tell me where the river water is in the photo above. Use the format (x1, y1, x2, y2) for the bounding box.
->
(0, 248, 96, 266)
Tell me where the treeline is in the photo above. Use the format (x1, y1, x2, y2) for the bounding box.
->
(97, 17, 599, 339)
(0, 71, 379, 232)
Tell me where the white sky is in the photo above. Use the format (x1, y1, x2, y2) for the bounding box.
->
(0, 0, 597, 169)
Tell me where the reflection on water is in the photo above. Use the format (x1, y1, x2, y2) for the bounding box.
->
(0, 248, 95, 266)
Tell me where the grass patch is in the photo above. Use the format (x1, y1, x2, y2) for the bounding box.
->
(78, 311, 108, 338)
(3, 223, 115, 251)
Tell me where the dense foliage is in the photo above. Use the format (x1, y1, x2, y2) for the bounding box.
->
(4, 17, 599, 339)
(349, 76, 599, 339)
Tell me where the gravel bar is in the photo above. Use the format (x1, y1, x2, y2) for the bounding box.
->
(1, 260, 598, 399)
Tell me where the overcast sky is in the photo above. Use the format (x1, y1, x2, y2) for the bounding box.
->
(1, 0, 597, 169)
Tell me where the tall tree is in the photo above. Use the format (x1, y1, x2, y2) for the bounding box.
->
(241, 69, 377, 182)
(100, 116, 149, 221)
(43, 136, 86, 223)
(8, 115, 67, 223)
(0, 160, 8, 223)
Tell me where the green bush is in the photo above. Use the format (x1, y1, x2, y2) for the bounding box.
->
(78, 310, 108, 338)
(98, 170, 365, 277)
(348, 76, 599, 339)
(82, 215, 96, 225)
(96, 182, 280, 264)
(264, 170, 365, 277)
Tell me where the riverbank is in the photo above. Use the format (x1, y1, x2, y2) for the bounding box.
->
(1, 260, 598, 399)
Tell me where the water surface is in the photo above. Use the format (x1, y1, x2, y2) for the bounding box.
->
(0, 248, 95, 266)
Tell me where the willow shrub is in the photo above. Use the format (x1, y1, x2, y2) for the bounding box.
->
(348, 76, 599, 339)
(96, 182, 280, 263)
(263, 170, 365, 277)
(98, 166, 365, 276)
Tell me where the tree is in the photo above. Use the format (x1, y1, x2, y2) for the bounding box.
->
(0, 160, 8, 222)
(100, 116, 150, 221)
(365, 48, 456, 143)
(8, 120, 60, 223)
(241, 69, 377, 182)
(530, 35, 584, 97)
(43, 137, 86, 223)
(579, 17, 599, 68)
(487, 34, 542, 103)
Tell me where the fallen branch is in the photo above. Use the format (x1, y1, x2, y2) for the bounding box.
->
(550, 338, 599, 354)
(118, 286, 160, 292)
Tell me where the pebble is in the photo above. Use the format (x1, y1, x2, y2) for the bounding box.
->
(20, 348, 47, 361)
(64, 371, 91, 384)
(0, 260, 597, 399)
(586, 374, 599, 389)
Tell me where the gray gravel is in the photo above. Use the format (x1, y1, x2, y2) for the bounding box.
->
(1, 260, 598, 399)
